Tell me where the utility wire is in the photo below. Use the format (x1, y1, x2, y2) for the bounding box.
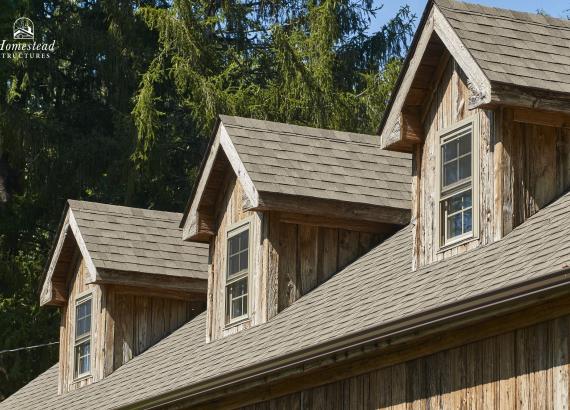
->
(0, 341, 59, 355)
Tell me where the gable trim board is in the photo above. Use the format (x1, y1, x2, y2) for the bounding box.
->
(40, 205, 97, 306)
(182, 115, 412, 241)
(380, 0, 570, 151)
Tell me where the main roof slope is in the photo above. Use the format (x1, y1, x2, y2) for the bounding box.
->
(6, 189, 570, 409)
(220, 115, 412, 210)
(436, 0, 570, 94)
(69, 200, 208, 279)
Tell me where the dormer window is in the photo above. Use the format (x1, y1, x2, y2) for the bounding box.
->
(438, 119, 478, 247)
(225, 221, 250, 324)
(74, 294, 92, 379)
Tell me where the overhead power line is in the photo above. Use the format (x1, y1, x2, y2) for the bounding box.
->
(0, 341, 59, 355)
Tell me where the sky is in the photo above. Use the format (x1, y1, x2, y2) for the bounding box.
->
(375, 0, 569, 30)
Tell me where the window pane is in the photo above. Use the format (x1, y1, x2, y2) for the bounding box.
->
(443, 141, 458, 162)
(227, 278, 248, 320)
(448, 194, 464, 213)
(229, 254, 240, 276)
(239, 230, 249, 250)
(464, 208, 473, 233)
(459, 154, 471, 179)
(229, 235, 240, 255)
(444, 190, 473, 241)
(239, 249, 248, 271)
(459, 133, 471, 155)
(232, 298, 243, 318)
(447, 212, 463, 240)
(444, 162, 458, 186)
(75, 300, 91, 338)
(464, 191, 472, 208)
(75, 341, 90, 376)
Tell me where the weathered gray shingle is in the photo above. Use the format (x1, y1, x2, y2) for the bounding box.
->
(69, 200, 208, 279)
(5, 189, 569, 409)
(221, 115, 412, 210)
(436, 0, 570, 94)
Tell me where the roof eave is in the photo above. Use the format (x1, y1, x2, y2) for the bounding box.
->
(124, 265, 570, 410)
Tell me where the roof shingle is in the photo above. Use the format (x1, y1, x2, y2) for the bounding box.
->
(69, 200, 208, 280)
(436, 0, 570, 93)
(6, 189, 570, 409)
(220, 115, 412, 210)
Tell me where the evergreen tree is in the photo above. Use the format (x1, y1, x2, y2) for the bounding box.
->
(0, 0, 413, 400)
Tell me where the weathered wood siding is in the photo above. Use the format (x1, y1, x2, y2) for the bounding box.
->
(265, 212, 385, 316)
(207, 177, 387, 340)
(103, 286, 200, 377)
(413, 59, 493, 269)
(207, 175, 264, 342)
(240, 314, 570, 409)
(497, 111, 570, 237)
(59, 256, 201, 393)
(58, 256, 102, 394)
(412, 58, 570, 270)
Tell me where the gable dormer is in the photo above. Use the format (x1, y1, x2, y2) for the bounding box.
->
(40, 201, 208, 394)
(379, 0, 570, 270)
(181, 116, 412, 341)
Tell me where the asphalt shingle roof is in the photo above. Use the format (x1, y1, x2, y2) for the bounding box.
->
(220, 115, 412, 210)
(69, 200, 208, 280)
(5, 189, 570, 409)
(436, 0, 570, 94)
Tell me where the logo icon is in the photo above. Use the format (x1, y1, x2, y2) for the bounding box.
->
(13, 17, 34, 40)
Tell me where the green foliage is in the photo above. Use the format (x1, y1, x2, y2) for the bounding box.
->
(0, 0, 414, 400)
(132, 0, 415, 161)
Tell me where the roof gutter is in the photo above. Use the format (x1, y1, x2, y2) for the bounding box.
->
(128, 264, 570, 409)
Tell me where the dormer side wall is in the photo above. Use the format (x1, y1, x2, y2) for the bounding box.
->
(412, 59, 570, 270)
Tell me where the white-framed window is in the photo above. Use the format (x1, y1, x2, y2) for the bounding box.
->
(438, 118, 478, 247)
(74, 293, 92, 379)
(225, 221, 250, 324)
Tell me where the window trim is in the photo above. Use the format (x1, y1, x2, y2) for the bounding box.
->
(436, 116, 479, 251)
(73, 290, 93, 380)
(224, 218, 252, 326)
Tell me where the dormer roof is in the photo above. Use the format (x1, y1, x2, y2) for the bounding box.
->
(182, 115, 412, 241)
(40, 200, 208, 306)
(437, 0, 570, 94)
(379, 0, 570, 151)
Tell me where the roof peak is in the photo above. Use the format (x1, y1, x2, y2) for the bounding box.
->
(219, 114, 411, 154)
(435, 0, 570, 30)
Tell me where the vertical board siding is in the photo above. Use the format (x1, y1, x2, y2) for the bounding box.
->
(208, 176, 263, 341)
(413, 57, 570, 270)
(58, 257, 101, 394)
(108, 289, 197, 372)
(272, 218, 383, 314)
(240, 315, 570, 410)
(414, 58, 490, 269)
(501, 118, 570, 233)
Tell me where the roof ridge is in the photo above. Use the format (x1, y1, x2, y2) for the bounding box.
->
(436, 1, 570, 32)
(226, 123, 380, 148)
(69, 200, 182, 221)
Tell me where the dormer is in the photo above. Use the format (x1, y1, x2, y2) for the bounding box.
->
(379, 0, 570, 270)
(181, 115, 412, 341)
(40, 200, 208, 394)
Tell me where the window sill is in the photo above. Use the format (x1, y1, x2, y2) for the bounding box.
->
(73, 373, 91, 383)
(437, 235, 477, 253)
(225, 317, 250, 329)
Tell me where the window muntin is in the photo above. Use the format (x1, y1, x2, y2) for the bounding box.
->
(226, 224, 250, 324)
(440, 122, 474, 245)
(74, 296, 92, 378)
